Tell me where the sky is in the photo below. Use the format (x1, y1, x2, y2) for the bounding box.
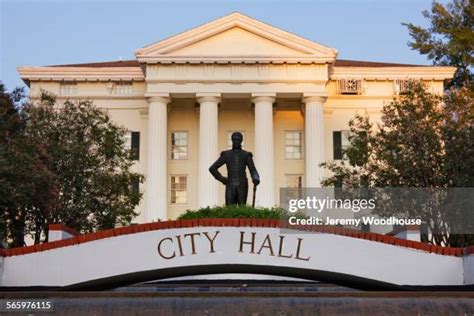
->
(0, 0, 445, 91)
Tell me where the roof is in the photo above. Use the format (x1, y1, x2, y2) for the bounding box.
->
(45, 59, 429, 68)
(48, 60, 140, 68)
(334, 59, 429, 68)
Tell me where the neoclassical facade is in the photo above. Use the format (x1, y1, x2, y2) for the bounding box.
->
(18, 13, 455, 223)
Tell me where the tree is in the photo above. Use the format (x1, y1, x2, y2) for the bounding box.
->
(321, 82, 474, 246)
(403, 0, 474, 88)
(0, 83, 29, 247)
(442, 86, 474, 187)
(0, 83, 56, 247)
(0, 85, 144, 247)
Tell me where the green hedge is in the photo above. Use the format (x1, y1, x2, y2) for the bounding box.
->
(178, 205, 287, 220)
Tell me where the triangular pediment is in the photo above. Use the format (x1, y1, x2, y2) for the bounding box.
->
(168, 27, 310, 57)
(136, 12, 337, 63)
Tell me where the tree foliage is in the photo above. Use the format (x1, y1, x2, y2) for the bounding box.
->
(0, 84, 55, 247)
(0, 84, 143, 247)
(404, 0, 474, 88)
(321, 82, 474, 246)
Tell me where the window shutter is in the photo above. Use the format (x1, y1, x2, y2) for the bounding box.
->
(333, 131, 342, 160)
(131, 132, 140, 160)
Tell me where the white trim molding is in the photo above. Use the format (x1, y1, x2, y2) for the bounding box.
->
(136, 12, 338, 64)
(331, 66, 456, 81)
(17, 67, 144, 85)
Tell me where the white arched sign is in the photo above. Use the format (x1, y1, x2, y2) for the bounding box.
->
(0, 219, 472, 290)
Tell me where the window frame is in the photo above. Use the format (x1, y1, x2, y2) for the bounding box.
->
(285, 174, 304, 200)
(333, 130, 350, 161)
(170, 174, 188, 205)
(284, 130, 304, 160)
(123, 131, 140, 160)
(170, 131, 189, 160)
(286, 174, 304, 188)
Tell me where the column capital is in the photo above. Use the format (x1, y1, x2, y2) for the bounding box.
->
(302, 94, 327, 104)
(146, 93, 171, 104)
(251, 93, 276, 104)
(196, 93, 221, 104)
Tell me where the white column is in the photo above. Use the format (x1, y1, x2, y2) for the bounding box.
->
(252, 94, 276, 207)
(197, 94, 220, 208)
(145, 95, 170, 222)
(303, 95, 327, 187)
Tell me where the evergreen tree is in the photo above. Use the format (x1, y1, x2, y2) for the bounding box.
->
(404, 0, 473, 88)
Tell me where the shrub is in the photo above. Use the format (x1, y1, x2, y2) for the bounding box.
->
(178, 205, 288, 220)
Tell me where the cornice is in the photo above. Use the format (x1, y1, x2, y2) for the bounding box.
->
(17, 66, 145, 84)
(145, 79, 329, 84)
(330, 66, 456, 80)
(138, 56, 335, 64)
(327, 95, 395, 100)
(29, 95, 147, 102)
(136, 12, 337, 64)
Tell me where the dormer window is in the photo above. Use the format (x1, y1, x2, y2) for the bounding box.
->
(59, 82, 77, 96)
(338, 79, 362, 95)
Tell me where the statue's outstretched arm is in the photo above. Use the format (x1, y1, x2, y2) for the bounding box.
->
(246, 152, 260, 185)
(209, 152, 227, 184)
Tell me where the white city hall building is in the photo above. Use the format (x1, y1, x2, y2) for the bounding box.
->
(18, 13, 455, 223)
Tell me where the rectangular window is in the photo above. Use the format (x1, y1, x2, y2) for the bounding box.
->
(338, 79, 362, 95)
(333, 130, 350, 160)
(341, 130, 351, 152)
(170, 175, 187, 204)
(285, 131, 303, 159)
(286, 175, 303, 188)
(286, 174, 303, 200)
(227, 131, 245, 149)
(123, 132, 132, 151)
(123, 131, 140, 160)
(171, 132, 188, 160)
(59, 82, 77, 95)
(115, 82, 133, 95)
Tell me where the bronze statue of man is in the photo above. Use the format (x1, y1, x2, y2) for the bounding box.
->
(209, 132, 260, 205)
